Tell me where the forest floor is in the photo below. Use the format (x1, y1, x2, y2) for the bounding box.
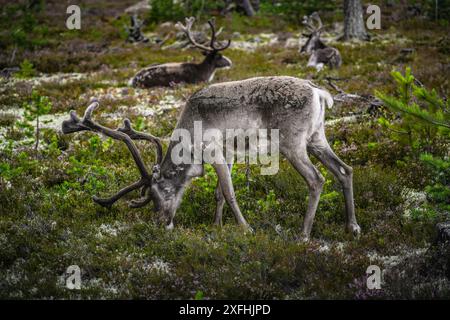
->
(0, 1, 449, 299)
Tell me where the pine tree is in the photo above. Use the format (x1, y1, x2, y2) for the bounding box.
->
(375, 67, 449, 153)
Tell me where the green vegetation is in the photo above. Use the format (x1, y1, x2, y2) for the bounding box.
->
(376, 68, 449, 216)
(16, 90, 52, 150)
(16, 59, 37, 79)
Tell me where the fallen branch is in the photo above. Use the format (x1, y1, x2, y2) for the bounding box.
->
(325, 76, 383, 109)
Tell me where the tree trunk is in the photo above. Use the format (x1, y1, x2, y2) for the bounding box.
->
(343, 0, 369, 41)
(241, 0, 256, 16)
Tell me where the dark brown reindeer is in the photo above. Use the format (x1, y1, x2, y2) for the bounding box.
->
(300, 12, 342, 72)
(62, 76, 360, 240)
(129, 17, 232, 88)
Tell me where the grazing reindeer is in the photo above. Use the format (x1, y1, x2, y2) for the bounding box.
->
(129, 17, 232, 88)
(62, 76, 360, 240)
(300, 12, 342, 72)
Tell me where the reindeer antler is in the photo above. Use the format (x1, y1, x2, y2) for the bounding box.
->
(176, 17, 212, 51)
(62, 100, 162, 208)
(118, 118, 163, 164)
(176, 17, 231, 52)
(311, 12, 323, 30)
(207, 18, 231, 51)
(302, 15, 315, 33)
(302, 12, 324, 33)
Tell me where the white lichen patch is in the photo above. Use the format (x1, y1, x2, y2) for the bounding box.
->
(95, 222, 128, 239)
(367, 247, 428, 271)
(80, 87, 184, 119)
(325, 115, 360, 126)
(401, 188, 428, 219)
(4, 73, 87, 88)
(143, 257, 171, 275)
(230, 33, 299, 52)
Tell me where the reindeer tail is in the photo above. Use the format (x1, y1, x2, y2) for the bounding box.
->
(315, 87, 334, 109)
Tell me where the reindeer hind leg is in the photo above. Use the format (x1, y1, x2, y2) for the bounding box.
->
(281, 141, 325, 240)
(308, 131, 360, 237)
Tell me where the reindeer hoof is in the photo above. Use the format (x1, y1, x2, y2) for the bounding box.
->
(299, 231, 310, 242)
(241, 224, 254, 234)
(347, 223, 361, 238)
(165, 221, 174, 230)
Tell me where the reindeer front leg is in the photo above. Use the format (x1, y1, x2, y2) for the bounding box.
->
(211, 162, 251, 231)
(213, 163, 233, 226)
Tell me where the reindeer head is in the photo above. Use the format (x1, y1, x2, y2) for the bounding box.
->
(300, 12, 326, 54)
(149, 162, 203, 229)
(176, 17, 232, 70)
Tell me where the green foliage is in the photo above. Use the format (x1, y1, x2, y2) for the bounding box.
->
(194, 290, 204, 300)
(420, 153, 450, 209)
(146, 0, 339, 25)
(0, 1, 48, 50)
(22, 90, 52, 123)
(260, 0, 338, 23)
(16, 90, 52, 150)
(376, 67, 449, 154)
(16, 59, 36, 79)
(148, 0, 220, 24)
(257, 189, 279, 214)
(0, 151, 39, 182)
(423, 0, 450, 20)
(376, 68, 449, 216)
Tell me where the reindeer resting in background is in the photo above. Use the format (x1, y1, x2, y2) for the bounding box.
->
(62, 76, 360, 240)
(129, 17, 232, 88)
(300, 12, 342, 72)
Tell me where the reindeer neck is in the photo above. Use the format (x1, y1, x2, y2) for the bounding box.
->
(316, 39, 327, 50)
(158, 143, 199, 183)
(196, 53, 217, 80)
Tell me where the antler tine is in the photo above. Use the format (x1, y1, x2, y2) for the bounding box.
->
(311, 12, 323, 30)
(208, 19, 217, 49)
(129, 186, 153, 208)
(207, 18, 231, 51)
(176, 16, 212, 52)
(61, 100, 99, 134)
(118, 118, 164, 165)
(83, 101, 99, 121)
(93, 179, 145, 208)
(63, 101, 151, 179)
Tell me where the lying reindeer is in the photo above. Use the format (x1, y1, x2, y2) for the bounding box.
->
(300, 12, 342, 72)
(129, 17, 232, 88)
(62, 76, 360, 240)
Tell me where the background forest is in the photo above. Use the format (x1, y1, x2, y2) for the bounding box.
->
(0, 0, 449, 299)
